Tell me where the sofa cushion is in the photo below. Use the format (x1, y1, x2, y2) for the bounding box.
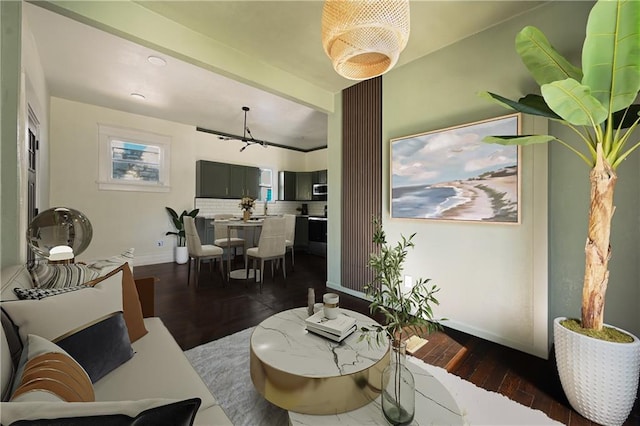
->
(13, 285, 89, 300)
(86, 263, 147, 343)
(94, 318, 217, 410)
(54, 312, 133, 383)
(28, 263, 100, 289)
(1, 265, 34, 302)
(1, 270, 123, 344)
(1, 398, 201, 426)
(1, 324, 15, 401)
(10, 334, 94, 402)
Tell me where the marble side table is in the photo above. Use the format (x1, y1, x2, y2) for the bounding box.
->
(250, 307, 390, 415)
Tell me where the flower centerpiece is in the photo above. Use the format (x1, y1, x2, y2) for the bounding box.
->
(361, 217, 442, 425)
(239, 197, 255, 221)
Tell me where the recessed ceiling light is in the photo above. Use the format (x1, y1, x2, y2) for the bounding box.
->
(130, 93, 146, 100)
(147, 55, 167, 66)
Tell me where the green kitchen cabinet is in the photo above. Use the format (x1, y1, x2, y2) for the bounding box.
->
(196, 160, 229, 198)
(196, 160, 259, 199)
(295, 172, 313, 201)
(313, 169, 327, 185)
(229, 165, 260, 198)
(278, 171, 297, 201)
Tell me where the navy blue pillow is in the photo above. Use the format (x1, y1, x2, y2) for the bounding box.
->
(8, 397, 202, 426)
(54, 312, 133, 383)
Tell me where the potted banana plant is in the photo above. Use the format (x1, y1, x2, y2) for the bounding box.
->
(165, 207, 199, 264)
(480, 1, 639, 424)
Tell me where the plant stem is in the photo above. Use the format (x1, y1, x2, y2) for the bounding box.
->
(582, 144, 617, 330)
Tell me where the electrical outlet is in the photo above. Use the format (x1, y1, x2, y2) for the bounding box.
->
(404, 275, 413, 289)
(157, 240, 164, 247)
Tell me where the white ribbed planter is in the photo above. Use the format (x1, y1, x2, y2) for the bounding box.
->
(175, 246, 189, 265)
(554, 317, 640, 426)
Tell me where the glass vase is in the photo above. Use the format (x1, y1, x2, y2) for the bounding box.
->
(243, 210, 251, 222)
(381, 340, 415, 425)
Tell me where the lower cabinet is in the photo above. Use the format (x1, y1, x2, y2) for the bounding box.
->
(195, 217, 215, 245)
(294, 216, 309, 250)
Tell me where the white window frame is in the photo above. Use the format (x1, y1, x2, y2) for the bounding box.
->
(98, 124, 171, 192)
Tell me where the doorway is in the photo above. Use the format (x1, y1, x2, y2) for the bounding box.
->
(27, 106, 39, 265)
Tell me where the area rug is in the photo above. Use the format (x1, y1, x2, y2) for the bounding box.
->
(184, 327, 563, 425)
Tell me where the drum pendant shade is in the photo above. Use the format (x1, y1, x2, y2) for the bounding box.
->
(321, 0, 410, 80)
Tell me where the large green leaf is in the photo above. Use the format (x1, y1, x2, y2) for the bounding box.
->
(541, 78, 608, 126)
(517, 94, 562, 119)
(582, 0, 640, 113)
(483, 135, 556, 146)
(516, 26, 583, 86)
(478, 91, 561, 119)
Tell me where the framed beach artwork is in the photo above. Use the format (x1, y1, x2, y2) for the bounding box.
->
(390, 113, 521, 223)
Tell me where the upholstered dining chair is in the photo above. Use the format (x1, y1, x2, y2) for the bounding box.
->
(283, 214, 296, 271)
(184, 216, 224, 288)
(245, 217, 286, 291)
(213, 214, 245, 266)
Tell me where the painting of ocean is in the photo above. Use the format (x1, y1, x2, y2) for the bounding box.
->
(392, 185, 465, 218)
(390, 114, 520, 223)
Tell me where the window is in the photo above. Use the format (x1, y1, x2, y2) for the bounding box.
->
(259, 168, 273, 202)
(98, 124, 170, 192)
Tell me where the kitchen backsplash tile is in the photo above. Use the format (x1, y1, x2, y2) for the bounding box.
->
(195, 198, 326, 218)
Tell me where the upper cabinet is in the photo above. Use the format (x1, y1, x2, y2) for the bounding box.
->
(196, 161, 229, 198)
(229, 164, 260, 199)
(278, 169, 327, 201)
(280, 171, 297, 202)
(196, 160, 260, 199)
(313, 169, 327, 185)
(296, 172, 313, 201)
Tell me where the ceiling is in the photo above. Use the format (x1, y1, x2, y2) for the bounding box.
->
(24, 1, 547, 152)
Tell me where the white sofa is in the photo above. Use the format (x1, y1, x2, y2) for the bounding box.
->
(0, 263, 232, 425)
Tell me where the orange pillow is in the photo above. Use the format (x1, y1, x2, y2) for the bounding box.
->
(86, 262, 148, 342)
(10, 335, 94, 403)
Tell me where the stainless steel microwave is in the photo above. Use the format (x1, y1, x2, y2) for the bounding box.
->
(312, 183, 327, 196)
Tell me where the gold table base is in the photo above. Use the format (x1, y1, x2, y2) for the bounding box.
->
(250, 338, 390, 414)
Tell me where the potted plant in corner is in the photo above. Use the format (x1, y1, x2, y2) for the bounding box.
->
(361, 217, 442, 426)
(165, 207, 199, 265)
(480, 1, 640, 424)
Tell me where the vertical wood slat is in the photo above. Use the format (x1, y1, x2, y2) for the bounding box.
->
(341, 77, 382, 292)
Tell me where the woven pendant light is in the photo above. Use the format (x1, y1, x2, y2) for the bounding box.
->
(321, 0, 410, 80)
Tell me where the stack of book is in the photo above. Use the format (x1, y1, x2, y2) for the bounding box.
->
(305, 311, 357, 342)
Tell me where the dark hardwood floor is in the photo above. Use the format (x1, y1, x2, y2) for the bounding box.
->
(134, 252, 639, 426)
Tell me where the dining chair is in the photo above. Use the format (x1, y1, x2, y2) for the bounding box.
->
(213, 214, 245, 267)
(283, 214, 296, 271)
(184, 216, 224, 287)
(245, 217, 286, 291)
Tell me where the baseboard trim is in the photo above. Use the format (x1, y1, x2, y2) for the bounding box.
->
(134, 252, 174, 266)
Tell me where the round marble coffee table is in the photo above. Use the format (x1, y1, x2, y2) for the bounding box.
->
(250, 307, 390, 415)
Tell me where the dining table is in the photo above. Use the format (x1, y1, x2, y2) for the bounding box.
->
(217, 218, 264, 281)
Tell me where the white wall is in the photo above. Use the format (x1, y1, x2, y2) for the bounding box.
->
(1, 5, 51, 267)
(49, 97, 327, 265)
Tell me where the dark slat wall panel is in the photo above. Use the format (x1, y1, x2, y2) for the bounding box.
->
(341, 77, 382, 292)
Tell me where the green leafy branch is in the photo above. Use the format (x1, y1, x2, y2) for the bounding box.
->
(360, 217, 443, 347)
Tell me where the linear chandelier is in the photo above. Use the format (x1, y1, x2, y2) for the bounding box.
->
(321, 0, 410, 80)
(198, 106, 268, 152)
